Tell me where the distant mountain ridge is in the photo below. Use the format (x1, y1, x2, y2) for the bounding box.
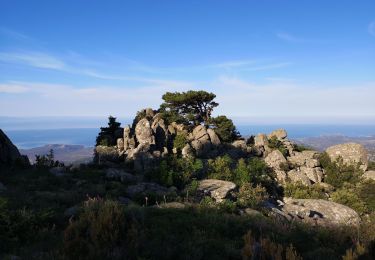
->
(20, 144, 94, 164)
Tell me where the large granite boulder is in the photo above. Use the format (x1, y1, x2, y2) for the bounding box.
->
(198, 179, 236, 202)
(287, 169, 312, 186)
(268, 129, 287, 140)
(288, 151, 320, 168)
(265, 150, 287, 170)
(192, 125, 209, 142)
(254, 133, 268, 147)
(135, 118, 155, 145)
(207, 128, 221, 146)
(105, 168, 136, 183)
(282, 198, 360, 226)
(326, 143, 368, 171)
(0, 129, 28, 165)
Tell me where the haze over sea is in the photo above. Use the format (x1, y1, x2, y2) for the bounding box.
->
(1, 117, 374, 149)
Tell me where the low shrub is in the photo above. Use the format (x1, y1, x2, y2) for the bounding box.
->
(237, 183, 269, 209)
(283, 182, 326, 199)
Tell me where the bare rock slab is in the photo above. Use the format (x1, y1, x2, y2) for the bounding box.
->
(198, 179, 236, 202)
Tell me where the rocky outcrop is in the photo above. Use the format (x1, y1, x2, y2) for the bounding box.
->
(268, 129, 287, 140)
(281, 198, 360, 226)
(287, 151, 323, 185)
(362, 170, 375, 181)
(105, 168, 137, 183)
(198, 179, 236, 202)
(326, 143, 368, 171)
(0, 129, 28, 165)
(135, 118, 155, 145)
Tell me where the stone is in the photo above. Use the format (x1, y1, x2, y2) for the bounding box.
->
(182, 144, 193, 158)
(49, 167, 66, 177)
(126, 182, 170, 198)
(268, 129, 287, 140)
(207, 128, 221, 146)
(192, 125, 209, 141)
(231, 140, 247, 151)
(244, 208, 263, 217)
(254, 133, 268, 147)
(264, 150, 287, 170)
(0, 129, 28, 165)
(117, 138, 124, 151)
(287, 169, 312, 186)
(145, 108, 155, 118)
(288, 151, 320, 168)
(105, 168, 136, 183)
(0, 182, 7, 192)
(151, 117, 168, 150)
(167, 124, 176, 135)
(326, 143, 368, 171)
(362, 170, 375, 181)
(299, 166, 323, 183)
(198, 179, 236, 202)
(282, 198, 360, 226)
(135, 118, 155, 145)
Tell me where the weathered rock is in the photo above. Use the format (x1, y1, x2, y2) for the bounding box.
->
(192, 125, 209, 141)
(287, 169, 312, 186)
(282, 198, 360, 226)
(243, 208, 263, 217)
(265, 150, 287, 170)
(135, 118, 155, 145)
(254, 133, 268, 147)
(326, 143, 368, 171)
(191, 139, 212, 157)
(198, 179, 236, 202)
(151, 117, 168, 150)
(300, 166, 323, 183)
(207, 128, 221, 146)
(126, 182, 171, 198)
(105, 168, 136, 183)
(182, 144, 193, 158)
(288, 151, 320, 168)
(49, 167, 66, 177)
(0, 129, 28, 165)
(0, 182, 7, 192)
(362, 170, 375, 181)
(145, 108, 155, 118)
(268, 129, 287, 140)
(117, 138, 124, 151)
(231, 140, 247, 151)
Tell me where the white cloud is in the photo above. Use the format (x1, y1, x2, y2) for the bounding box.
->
(1, 79, 374, 124)
(0, 83, 29, 93)
(0, 52, 66, 69)
(369, 21, 375, 36)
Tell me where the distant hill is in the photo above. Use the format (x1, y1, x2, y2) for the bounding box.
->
(294, 135, 375, 161)
(20, 144, 94, 164)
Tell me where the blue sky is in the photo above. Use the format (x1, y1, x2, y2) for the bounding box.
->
(0, 0, 374, 123)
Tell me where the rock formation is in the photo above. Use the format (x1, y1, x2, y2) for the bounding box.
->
(326, 143, 368, 171)
(0, 129, 29, 165)
(198, 179, 236, 202)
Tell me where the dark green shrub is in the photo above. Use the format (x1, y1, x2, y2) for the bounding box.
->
(207, 155, 233, 181)
(283, 182, 326, 199)
(237, 183, 269, 209)
(268, 136, 288, 157)
(331, 184, 368, 214)
(96, 116, 122, 146)
(63, 198, 127, 259)
(210, 115, 240, 143)
(319, 152, 362, 188)
(173, 133, 187, 151)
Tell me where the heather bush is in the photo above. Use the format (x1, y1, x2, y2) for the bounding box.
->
(284, 182, 326, 199)
(237, 183, 269, 209)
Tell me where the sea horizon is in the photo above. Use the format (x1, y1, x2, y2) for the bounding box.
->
(3, 124, 375, 149)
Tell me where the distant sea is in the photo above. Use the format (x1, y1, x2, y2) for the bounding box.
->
(3, 125, 375, 149)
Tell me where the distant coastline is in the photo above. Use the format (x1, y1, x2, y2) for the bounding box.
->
(3, 124, 375, 149)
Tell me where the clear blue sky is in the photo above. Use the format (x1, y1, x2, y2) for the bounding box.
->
(0, 0, 374, 123)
